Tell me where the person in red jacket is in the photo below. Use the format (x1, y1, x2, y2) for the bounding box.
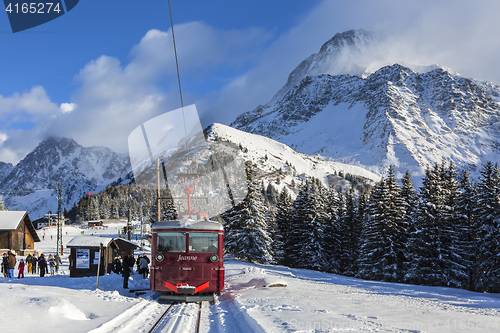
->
(18, 259, 25, 278)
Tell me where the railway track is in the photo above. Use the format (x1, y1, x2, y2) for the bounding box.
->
(148, 301, 205, 333)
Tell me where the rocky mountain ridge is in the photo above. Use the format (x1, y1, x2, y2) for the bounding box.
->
(0, 137, 130, 219)
(232, 33, 500, 177)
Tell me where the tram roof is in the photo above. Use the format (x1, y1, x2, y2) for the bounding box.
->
(152, 219, 223, 231)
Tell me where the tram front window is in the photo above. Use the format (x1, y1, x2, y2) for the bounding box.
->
(189, 233, 218, 253)
(157, 232, 186, 253)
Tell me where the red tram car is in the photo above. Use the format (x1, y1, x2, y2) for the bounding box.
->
(150, 218, 224, 302)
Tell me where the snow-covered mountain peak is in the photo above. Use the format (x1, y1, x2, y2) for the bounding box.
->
(232, 62, 500, 178)
(271, 29, 380, 104)
(0, 137, 131, 219)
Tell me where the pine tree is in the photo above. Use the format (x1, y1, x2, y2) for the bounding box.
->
(322, 187, 341, 273)
(273, 188, 293, 265)
(440, 162, 469, 288)
(357, 167, 407, 282)
(338, 188, 361, 276)
(225, 162, 273, 263)
(456, 169, 476, 290)
(286, 178, 329, 271)
(471, 162, 500, 292)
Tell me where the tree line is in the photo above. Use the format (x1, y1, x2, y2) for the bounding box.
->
(222, 161, 500, 293)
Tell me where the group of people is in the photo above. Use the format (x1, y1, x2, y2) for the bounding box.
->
(1, 251, 62, 278)
(112, 253, 150, 289)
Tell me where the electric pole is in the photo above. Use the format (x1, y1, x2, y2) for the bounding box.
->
(157, 158, 161, 222)
(53, 183, 63, 255)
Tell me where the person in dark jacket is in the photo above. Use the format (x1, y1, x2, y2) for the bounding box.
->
(38, 254, 47, 277)
(113, 256, 122, 275)
(31, 255, 38, 274)
(7, 251, 16, 278)
(122, 254, 133, 289)
(26, 254, 33, 274)
(1, 253, 8, 277)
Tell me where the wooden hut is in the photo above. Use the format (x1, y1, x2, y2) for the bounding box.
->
(66, 236, 116, 277)
(113, 238, 139, 259)
(0, 211, 40, 255)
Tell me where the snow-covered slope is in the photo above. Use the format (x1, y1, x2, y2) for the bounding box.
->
(0, 137, 130, 219)
(232, 64, 500, 177)
(207, 123, 380, 188)
(2, 223, 500, 333)
(0, 161, 13, 183)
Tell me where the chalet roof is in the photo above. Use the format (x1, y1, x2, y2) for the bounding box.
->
(0, 211, 40, 242)
(66, 236, 114, 248)
(113, 238, 139, 248)
(0, 211, 28, 230)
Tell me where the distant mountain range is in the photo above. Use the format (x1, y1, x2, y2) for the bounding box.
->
(232, 29, 500, 176)
(0, 137, 130, 219)
(2, 29, 500, 219)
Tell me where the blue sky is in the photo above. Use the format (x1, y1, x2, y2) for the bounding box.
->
(1, 0, 500, 164)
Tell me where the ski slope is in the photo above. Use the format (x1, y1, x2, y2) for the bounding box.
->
(1, 223, 499, 332)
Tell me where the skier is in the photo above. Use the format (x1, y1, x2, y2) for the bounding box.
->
(38, 254, 47, 277)
(18, 259, 25, 278)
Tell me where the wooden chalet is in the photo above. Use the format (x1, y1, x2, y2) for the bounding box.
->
(0, 211, 40, 254)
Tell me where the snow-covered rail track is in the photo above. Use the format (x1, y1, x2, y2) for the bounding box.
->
(149, 302, 203, 333)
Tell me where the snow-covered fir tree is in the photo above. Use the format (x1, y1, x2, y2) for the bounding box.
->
(456, 169, 476, 290)
(471, 162, 500, 292)
(224, 162, 273, 263)
(357, 166, 406, 282)
(440, 162, 470, 289)
(337, 188, 362, 276)
(273, 187, 293, 265)
(286, 178, 329, 271)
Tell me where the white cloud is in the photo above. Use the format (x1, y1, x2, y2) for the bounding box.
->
(0, 86, 60, 123)
(60, 103, 76, 113)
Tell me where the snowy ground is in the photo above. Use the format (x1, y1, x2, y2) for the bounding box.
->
(1, 224, 500, 332)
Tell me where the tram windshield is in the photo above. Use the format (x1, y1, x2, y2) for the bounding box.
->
(157, 232, 186, 253)
(189, 233, 218, 253)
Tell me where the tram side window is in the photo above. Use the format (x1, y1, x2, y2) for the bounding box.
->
(157, 232, 186, 253)
(189, 233, 218, 253)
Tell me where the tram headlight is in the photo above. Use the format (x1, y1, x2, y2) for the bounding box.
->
(209, 254, 219, 263)
(156, 254, 164, 262)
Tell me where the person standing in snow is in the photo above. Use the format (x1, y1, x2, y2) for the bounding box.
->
(18, 259, 25, 278)
(7, 251, 16, 278)
(26, 253, 33, 274)
(113, 256, 122, 275)
(48, 254, 56, 275)
(31, 255, 38, 274)
(38, 254, 47, 277)
(139, 255, 149, 278)
(55, 253, 62, 273)
(122, 254, 133, 289)
(1, 253, 8, 277)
